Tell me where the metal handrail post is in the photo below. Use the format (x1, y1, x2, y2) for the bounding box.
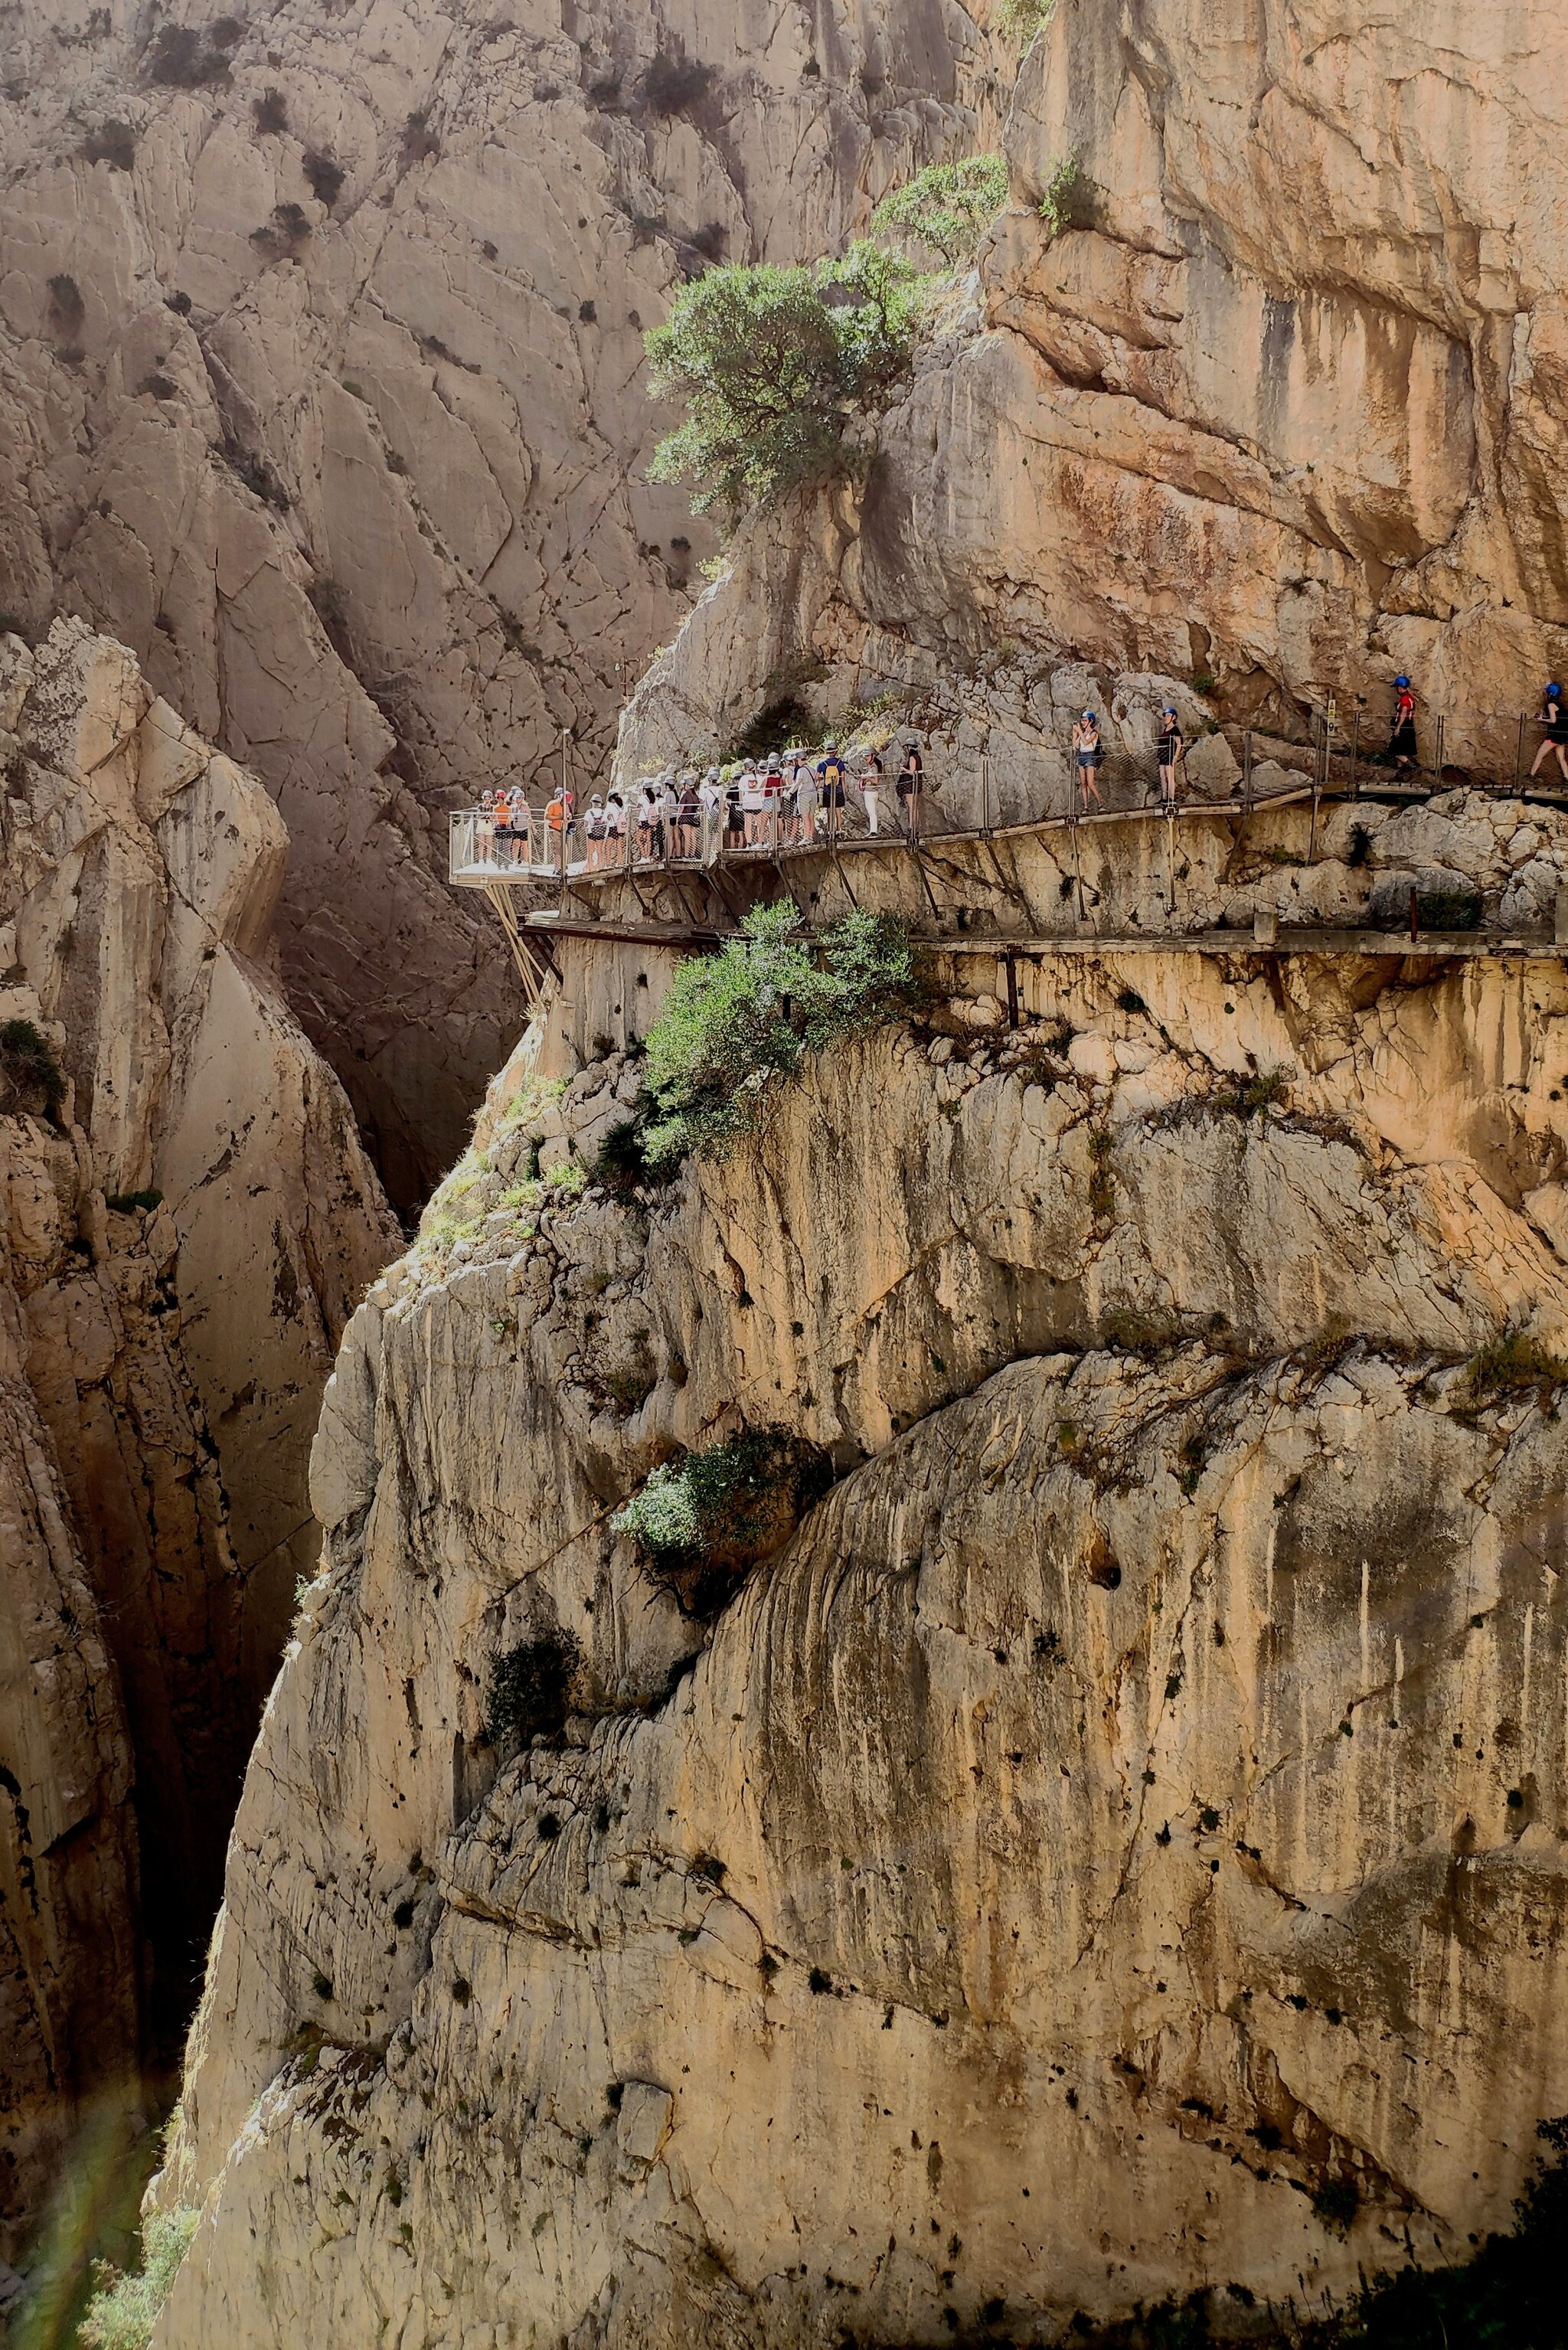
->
(1434, 713, 1446, 791)
(1349, 711, 1360, 799)
(1516, 716, 1525, 795)
(1242, 727, 1253, 813)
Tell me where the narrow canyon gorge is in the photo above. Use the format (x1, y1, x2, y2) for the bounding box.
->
(3, 0, 1568, 2345)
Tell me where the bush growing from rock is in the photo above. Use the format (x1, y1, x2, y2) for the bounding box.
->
(0, 1019, 65, 1119)
(871, 155, 1008, 266)
(82, 119, 138, 169)
(487, 1629, 583, 1753)
(645, 242, 923, 521)
(302, 149, 345, 206)
(642, 50, 717, 116)
(613, 1427, 831, 1611)
(77, 2208, 198, 2350)
(639, 900, 918, 1167)
(145, 24, 233, 87)
(1038, 153, 1098, 239)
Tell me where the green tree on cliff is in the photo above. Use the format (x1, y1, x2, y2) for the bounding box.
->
(644, 241, 923, 524)
(871, 154, 1009, 266)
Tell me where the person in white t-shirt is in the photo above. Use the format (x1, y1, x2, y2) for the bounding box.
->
(740, 762, 766, 845)
(859, 747, 884, 835)
(795, 756, 820, 845)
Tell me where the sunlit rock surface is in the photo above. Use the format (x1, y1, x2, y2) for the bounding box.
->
(155, 930, 1568, 2342)
(621, 0, 1568, 788)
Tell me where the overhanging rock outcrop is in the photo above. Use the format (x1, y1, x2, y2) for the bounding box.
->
(620, 0, 1568, 789)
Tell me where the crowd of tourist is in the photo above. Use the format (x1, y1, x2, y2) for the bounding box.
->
(472, 740, 927, 870)
(462, 679, 1568, 875)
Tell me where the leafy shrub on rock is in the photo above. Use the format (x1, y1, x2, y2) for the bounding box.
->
(871, 155, 1009, 266)
(487, 1629, 583, 1755)
(78, 2207, 198, 2350)
(0, 1018, 65, 1119)
(614, 1427, 831, 1613)
(645, 240, 923, 522)
(639, 900, 918, 1169)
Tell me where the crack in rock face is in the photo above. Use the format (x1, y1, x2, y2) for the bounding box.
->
(149, 925, 1568, 2343)
(0, 617, 398, 2263)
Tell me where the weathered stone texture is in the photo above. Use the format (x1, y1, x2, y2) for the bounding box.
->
(0, 0, 1004, 1201)
(0, 619, 397, 2261)
(152, 930, 1568, 2342)
(620, 0, 1568, 791)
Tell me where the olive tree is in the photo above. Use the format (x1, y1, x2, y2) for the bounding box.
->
(644, 240, 923, 523)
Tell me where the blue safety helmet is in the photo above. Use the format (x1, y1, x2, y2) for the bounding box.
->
(1082, 708, 1096, 721)
(1548, 683, 1563, 698)
(1393, 674, 1411, 689)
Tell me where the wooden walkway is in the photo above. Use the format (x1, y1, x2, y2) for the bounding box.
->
(520, 908, 1568, 963)
(461, 776, 1568, 994)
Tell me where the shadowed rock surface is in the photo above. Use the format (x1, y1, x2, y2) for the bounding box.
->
(0, 618, 397, 2265)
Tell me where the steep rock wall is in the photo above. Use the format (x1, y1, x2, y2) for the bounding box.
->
(0, 618, 397, 2265)
(0, 0, 1006, 1202)
(152, 925, 1568, 2342)
(621, 0, 1568, 786)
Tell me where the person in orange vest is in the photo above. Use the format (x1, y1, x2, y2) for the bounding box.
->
(545, 783, 572, 871)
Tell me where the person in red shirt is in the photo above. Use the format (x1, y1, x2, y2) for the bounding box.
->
(1389, 676, 1417, 772)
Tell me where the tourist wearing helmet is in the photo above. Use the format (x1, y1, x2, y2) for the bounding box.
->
(1389, 675, 1418, 772)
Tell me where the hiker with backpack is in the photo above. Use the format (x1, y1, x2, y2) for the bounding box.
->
(817, 740, 848, 837)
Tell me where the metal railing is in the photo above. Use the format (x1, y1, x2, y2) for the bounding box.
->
(448, 708, 1568, 891)
(449, 783, 916, 886)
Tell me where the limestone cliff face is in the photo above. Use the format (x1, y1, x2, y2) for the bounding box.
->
(0, 0, 1005, 1201)
(153, 882, 1568, 2340)
(621, 0, 1568, 786)
(0, 619, 397, 2263)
